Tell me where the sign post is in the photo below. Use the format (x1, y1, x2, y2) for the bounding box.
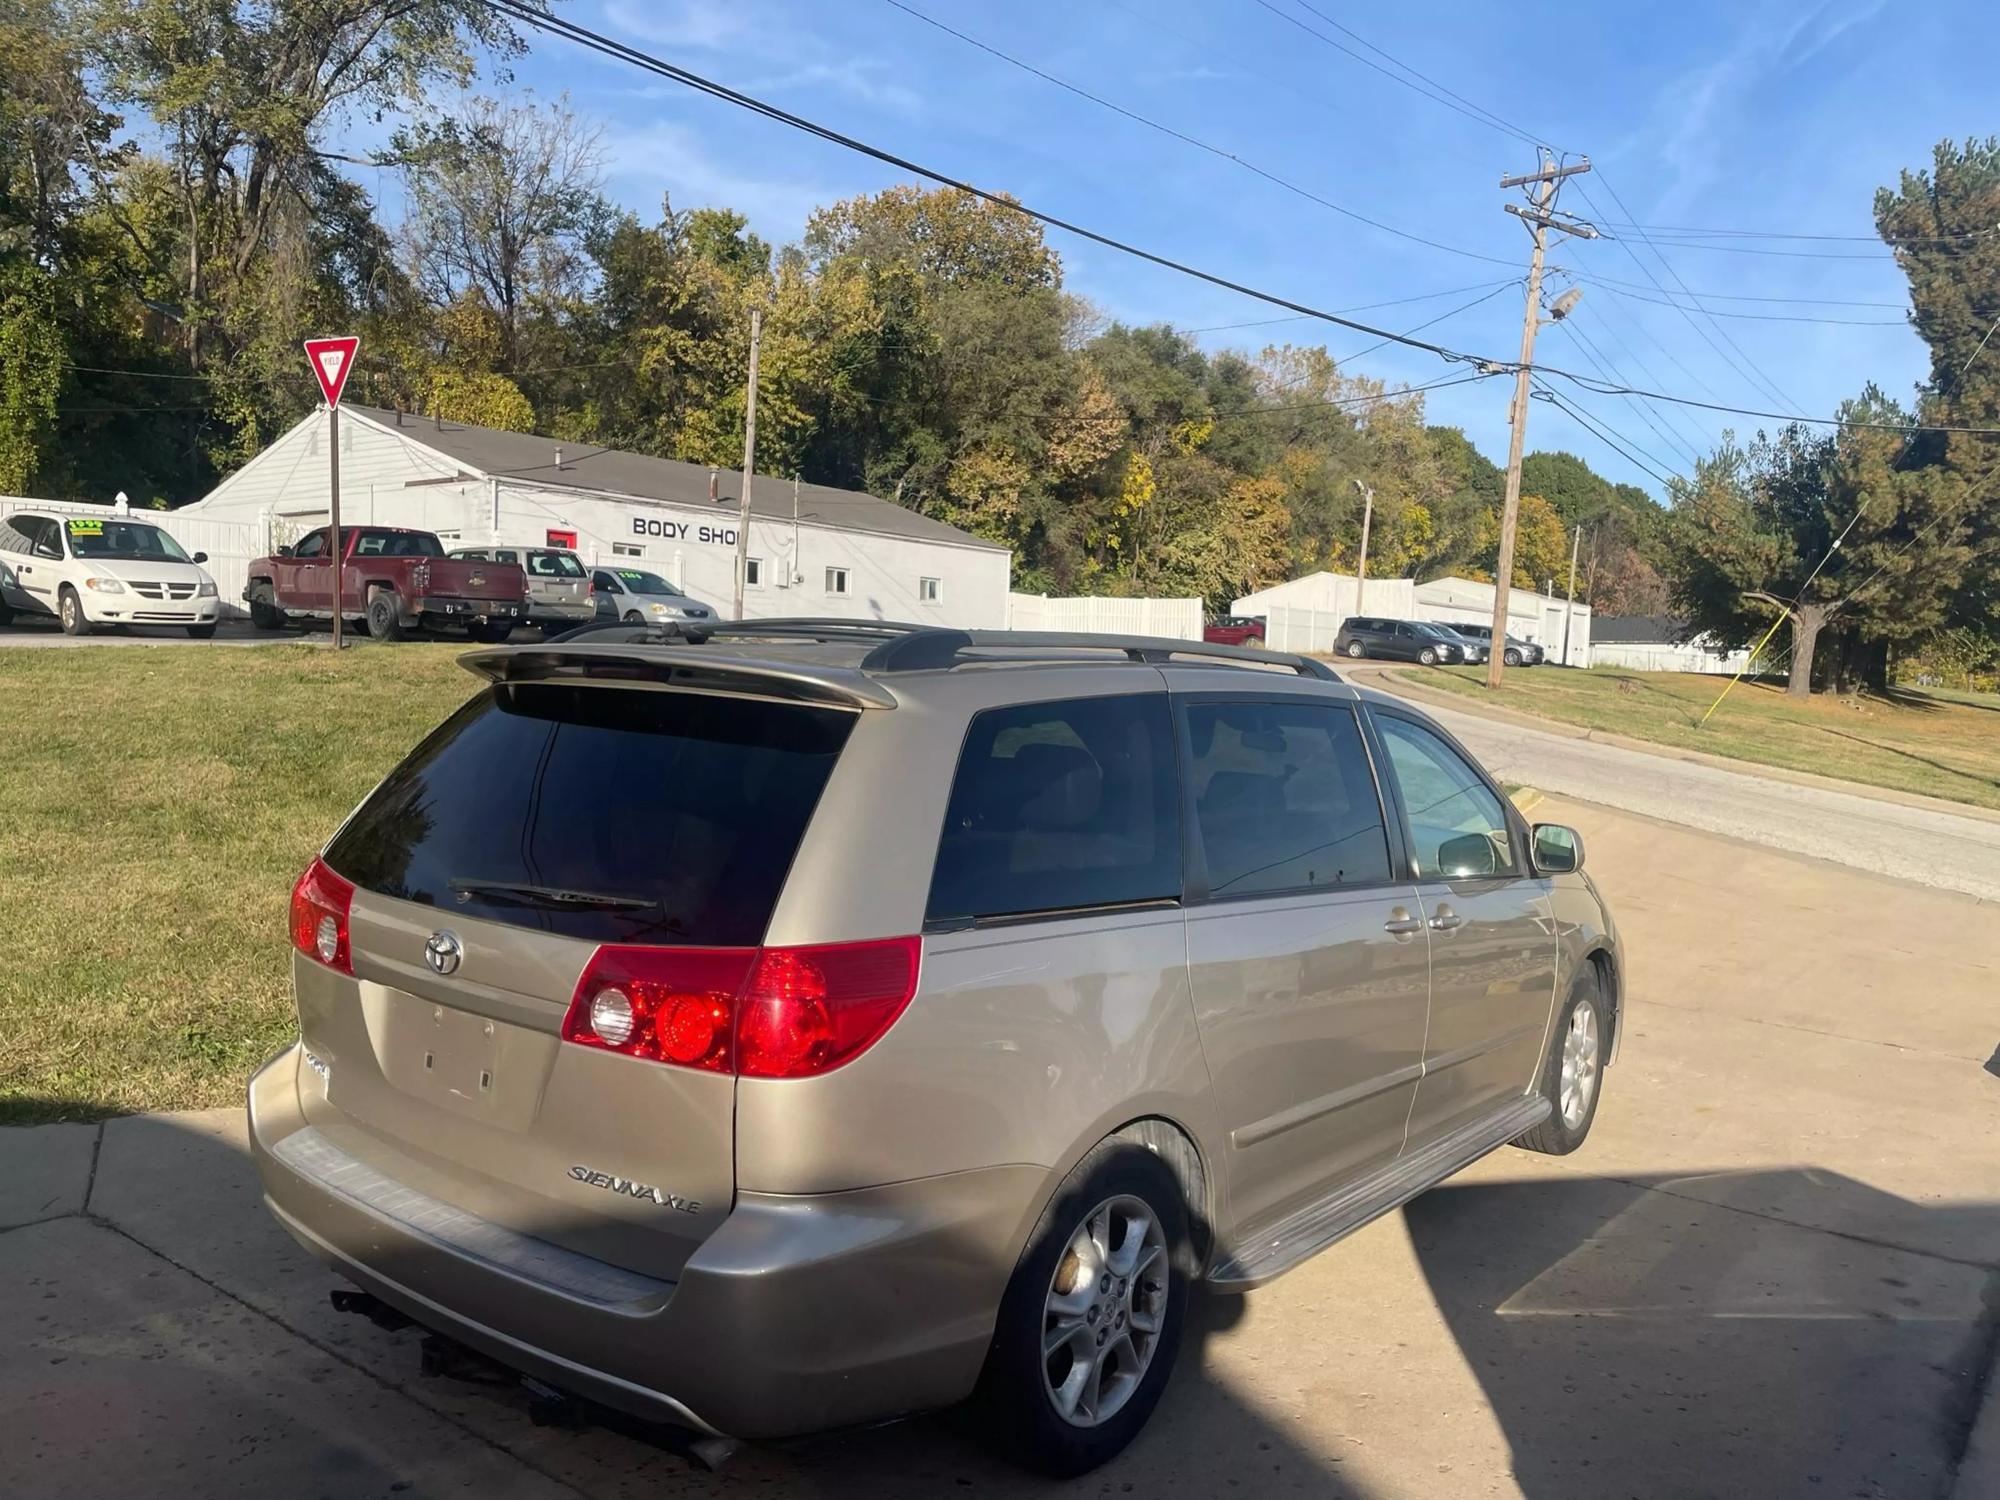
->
(303, 336, 359, 648)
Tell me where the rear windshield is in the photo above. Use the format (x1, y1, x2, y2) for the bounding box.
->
(324, 684, 853, 945)
(353, 529, 444, 558)
(528, 551, 587, 578)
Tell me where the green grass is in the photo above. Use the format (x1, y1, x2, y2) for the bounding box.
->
(1401, 665, 2000, 813)
(0, 643, 483, 1124)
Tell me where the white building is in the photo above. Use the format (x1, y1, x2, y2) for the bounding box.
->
(1235, 570, 1592, 666)
(183, 405, 1012, 626)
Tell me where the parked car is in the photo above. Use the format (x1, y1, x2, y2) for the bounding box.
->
(245, 525, 527, 642)
(590, 566, 718, 630)
(449, 546, 594, 633)
(252, 620, 1620, 1476)
(1441, 622, 1544, 666)
(1332, 616, 1468, 665)
(0, 510, 221, 637)
(1203, 614, 1266, 646)
(1424, 622, 1489, 665)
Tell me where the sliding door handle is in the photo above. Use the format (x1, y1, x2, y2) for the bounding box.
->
(1428, 905, 1464, 932)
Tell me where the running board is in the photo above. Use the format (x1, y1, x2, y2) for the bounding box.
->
(1207, 1095, 1551, 1289)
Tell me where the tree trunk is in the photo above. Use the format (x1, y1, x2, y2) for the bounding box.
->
(1862, 637, 1891, 694)
(1786, 603, 1830, 697)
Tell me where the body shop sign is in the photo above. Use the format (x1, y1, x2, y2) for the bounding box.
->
(632, 516, 738, 547)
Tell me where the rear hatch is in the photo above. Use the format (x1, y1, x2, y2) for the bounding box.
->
(524, 550, 591, 611)
(304, 678, 855, 1279)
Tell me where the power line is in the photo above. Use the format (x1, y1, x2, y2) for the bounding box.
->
(1559, 272, 1908, 309)
(1583, 282, 1911, 327)
(1183, 278, 1521, 334)
(1530, 380, 1682, 489)
(1571, 173, 1803, 415)
(1592, 220, 1994, 246)
(1562, 292, 1725, 446)
(1551, 318, 1704, 469)
(881, 0, 1519, 269)
(474, 0, 1507, 369)
(1244, 0, 1542, 148)
(472, 0, 2000, 442)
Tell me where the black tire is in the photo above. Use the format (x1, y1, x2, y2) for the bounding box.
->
(1504, 647, 1522, 667)
(622, 609, 644, 625)
(249, 593, 288, 631)
(467, 621, 513, 644)
(1344, 640, 1365, 658)
(1417, 646, 1437, 665)
(1515, 965, 1606, 1156)
(185, 623, 217, 640)
(59, 586, 91, 636)
(977, 1141, 1192, 1477)
(365, 590, 406, 642)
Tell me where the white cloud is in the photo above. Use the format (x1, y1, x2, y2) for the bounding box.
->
(597, 118, 848, 237)
(600, 0, 747, 51)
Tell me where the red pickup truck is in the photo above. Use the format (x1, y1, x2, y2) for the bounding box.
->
(245, 525, 527, 642)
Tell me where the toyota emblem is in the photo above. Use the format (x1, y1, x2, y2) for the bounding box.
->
(424, 930, 463, 976)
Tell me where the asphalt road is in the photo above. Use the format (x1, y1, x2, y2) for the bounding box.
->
(4, 796, 1996, 1499)
(1365, 670, 2000, 904)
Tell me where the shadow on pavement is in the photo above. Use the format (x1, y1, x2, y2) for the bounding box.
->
(1406, 1169, 2000, 1499)
(8, 1106, 1996, 1498)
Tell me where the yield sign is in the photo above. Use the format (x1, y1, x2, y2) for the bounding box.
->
(303, 336, 360, 408)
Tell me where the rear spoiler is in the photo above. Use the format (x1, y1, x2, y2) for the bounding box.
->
(458, 641, 899, 710)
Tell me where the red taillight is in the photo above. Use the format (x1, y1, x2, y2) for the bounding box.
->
(560, 947, 758, 1074)
(561, 936, 922, 1080)
(290, 857, 354, 974)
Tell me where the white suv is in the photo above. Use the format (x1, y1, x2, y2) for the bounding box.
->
(0, 511, 222, 637)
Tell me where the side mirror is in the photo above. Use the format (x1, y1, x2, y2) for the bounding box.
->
(1533, 823, 1584, 874)
(36, 541, 62, 560)
(277, 544, 294, 557)
(1436, 831, 1499, 878)
(191, 551, 208, 564)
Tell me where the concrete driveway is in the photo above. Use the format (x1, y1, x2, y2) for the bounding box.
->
(4, 797, 1996, 1499)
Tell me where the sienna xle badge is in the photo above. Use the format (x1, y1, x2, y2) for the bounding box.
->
(251, 618, 1621, 1475)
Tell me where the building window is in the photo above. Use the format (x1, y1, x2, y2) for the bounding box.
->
(612, 542, 643, 558)
(744, 557, 763, 587)
(919, 576, 941, 604)
(825, 566, 849, 595)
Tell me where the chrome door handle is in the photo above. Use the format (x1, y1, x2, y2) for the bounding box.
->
(1383, 913, 1424, 936)
(1428, 908, 1464, 932)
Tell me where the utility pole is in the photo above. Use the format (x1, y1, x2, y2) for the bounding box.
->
(1561, 522, 1582, 667)
(1350, 478, 1374, 620)
(731, 306, 763, 622)
(1487, 151, 1595, 689)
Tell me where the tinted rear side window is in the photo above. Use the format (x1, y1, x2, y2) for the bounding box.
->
(927, 694, 1180, 925)
(325, 684, 853, 945)
(1186, 700, 1391, 896)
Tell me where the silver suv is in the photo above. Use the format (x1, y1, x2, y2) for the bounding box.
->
(250, 621, 1621, 1475)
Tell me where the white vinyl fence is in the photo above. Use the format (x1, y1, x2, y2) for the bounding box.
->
(1007, 593, 1203, 640)
(2, 496, 268, 619)
(1591, 641, 1756, 675)
(1258, 605, 1354, 655)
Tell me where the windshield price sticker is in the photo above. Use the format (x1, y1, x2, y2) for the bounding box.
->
(66, 517, 105, 536)
(617, 570, 644, 580)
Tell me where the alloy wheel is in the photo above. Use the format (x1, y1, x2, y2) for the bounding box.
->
(1559, 1000, 1600, 1129)
(1041, 1195, 1169, 1428)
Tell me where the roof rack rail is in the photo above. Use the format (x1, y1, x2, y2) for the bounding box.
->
(533, 617, 1338, 681)
(960, 630, 1340, 681)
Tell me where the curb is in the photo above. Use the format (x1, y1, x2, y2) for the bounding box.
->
(1508, 786, 1545, 816)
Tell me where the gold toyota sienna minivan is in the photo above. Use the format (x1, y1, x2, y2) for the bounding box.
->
(250, 620, 1621, 1475)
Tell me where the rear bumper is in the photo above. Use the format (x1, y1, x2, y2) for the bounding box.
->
(527, 601, 596, 627)
(413, 595, 524, 623)
(248, 1044, 1042, 1440)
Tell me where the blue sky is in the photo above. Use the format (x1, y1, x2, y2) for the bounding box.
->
(372, 0, 1999, 498)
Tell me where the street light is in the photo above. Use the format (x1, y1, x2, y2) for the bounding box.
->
(1351, 478, 1374, 622)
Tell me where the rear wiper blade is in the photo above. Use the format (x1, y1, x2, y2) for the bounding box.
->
(448, 879, 661, 912)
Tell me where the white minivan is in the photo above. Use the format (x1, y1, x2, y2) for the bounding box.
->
(0, 511, 222, 637)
